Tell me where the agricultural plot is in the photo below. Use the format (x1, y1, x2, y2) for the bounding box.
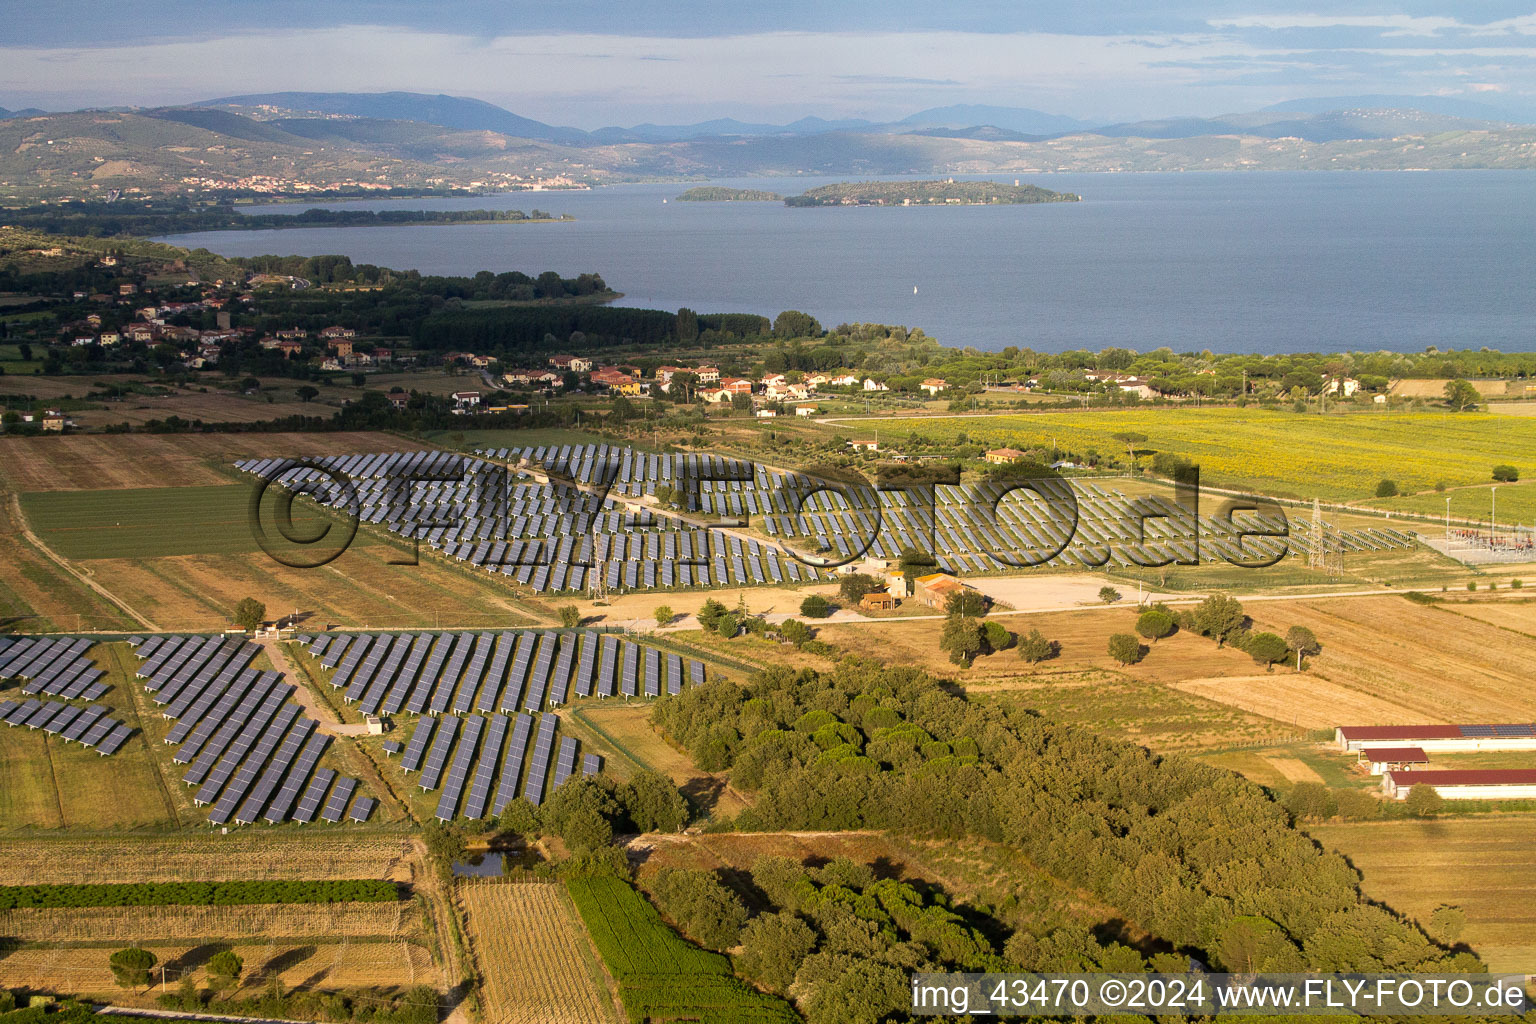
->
(856, 409, 1536, 503)
(565, 874, 798, 1024)
(0, 898, 413, 943)
(1237, 596, 1536, 725)
(0, 939, 435, 999)
(567, 702, 749, 817)
(1311, 818, 1536, 973)
(0, 480, 138, 633)
(1365, 480, 1536, 532)
(0, 833, 413, 885)
(460, 881, 620, 1024)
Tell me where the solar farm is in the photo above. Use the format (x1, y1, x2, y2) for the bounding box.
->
(233, 442, 1420, 597)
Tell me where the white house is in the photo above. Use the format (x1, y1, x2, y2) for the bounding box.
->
(919, 378, 948, 395)
(862, 378, 889, 392)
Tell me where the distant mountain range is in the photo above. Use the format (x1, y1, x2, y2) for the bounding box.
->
(187, 91, 1534, 145)
(4, 90, 1536, 197)
(0, 105, 47, 119)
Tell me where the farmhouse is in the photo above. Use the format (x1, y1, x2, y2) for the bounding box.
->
(1358, 746, 1430, 775)
(860, 591, 898, 612)
(919, 378, 948, 395)
(1336, 724, 1536, 753)
(1383, 769, 1536, 801)
(912, 572, 967, 609)
(985, 447, 1025, 465)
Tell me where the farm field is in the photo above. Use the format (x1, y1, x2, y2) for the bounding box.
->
(842, 409, 1536, 503)
(1390, 378, 1514, 398)
(1363, 479, 1536, 528)
(460, 881, 620, 1024)
(0, 899, 415, 943)
(965, 669, 1297, 753)
(0, 431, 433, 492)
(0, 488, 137, 632)
(1438, 599, 1536, 636)
(0, 832, 415, 885)
(0, 939, 435, 1001)
(566, 702, 750, 818)
(1311, 817, 1536, 973)
(819, 604, 1263, 684)
(0, 645, 187, 830)
(1236, 595, 1536, 726)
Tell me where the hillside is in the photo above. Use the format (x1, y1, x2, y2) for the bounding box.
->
(3, 104, 1536, 200)
(787, 179, 1080, 206)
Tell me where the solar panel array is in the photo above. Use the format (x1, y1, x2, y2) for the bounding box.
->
(127, 636, 373, 826)
(0, 636, 108, 700)
(0, 697, 131, 754)
(236, 445, 1415, 597)
(306, 629, 700, 716)
(1460, 723, 1536, 738)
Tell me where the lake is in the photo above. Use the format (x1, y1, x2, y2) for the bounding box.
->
(156, 171, 1536, 354)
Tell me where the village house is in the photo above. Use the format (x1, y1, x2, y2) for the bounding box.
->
(277, 340, 304, 358)
(919, 378, 948, 395)
(319, 326, 356, 339)
(698, 387, 731, 404)
(719, 377, 754, 396)
(829, 374, 860, 387)
(795, 404, 818, 417)
(863, 378, 889, 392)
(452, 390, 482, 408)
(912, 572, 967, 610)
(860, 591, 898, 612)
(590, 368, 639, 394)
(1321, 374, 1361, 397)
(549, 354, 594, 372)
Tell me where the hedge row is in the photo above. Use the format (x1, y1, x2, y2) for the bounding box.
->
(0, 880, 398, 910)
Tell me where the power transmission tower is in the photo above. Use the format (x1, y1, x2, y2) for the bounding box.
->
(1305, 498, 1343, 575)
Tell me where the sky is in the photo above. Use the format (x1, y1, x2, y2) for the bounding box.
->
(4, 1, 1536, 125)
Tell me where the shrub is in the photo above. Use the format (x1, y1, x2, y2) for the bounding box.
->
(1492, 464, 1520, 482)
(1514, 579, 1524, 590)
(233, 597, 265, 632)
(1404, 784, 1444, 818)
(697, 598, 728, 629)
(716, 614, 740, 639)
(1107, 633, 1144, 665)
(653, 605, 674, 627)
(1332, 789, 1383, 820)
(1098, 586, 1121, 604)
(110, 947, 156, 989)
(1283, 782, 1336, 821)
(1467, 581, 1477, 592)
(1375, 479, 1398, 497)
(1427, 905, 1467, 944)
(1017, 629, 1056, 663)
(799, 595, 833, 618)
(557, 604, 582, 628)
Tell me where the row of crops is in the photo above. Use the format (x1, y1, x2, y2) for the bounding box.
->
(0, 879, 400, 909)
(565, 874, 798, 1024)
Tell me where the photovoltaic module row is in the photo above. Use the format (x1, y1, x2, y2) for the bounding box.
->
(388, 709, 592, 820)
(0, 636, 109, 701)
(0, 697, 131, 754)
(126, 636, 373, 826)
(305, 629, 702, 717)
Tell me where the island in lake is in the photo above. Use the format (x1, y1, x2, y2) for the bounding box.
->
(675, 186, 784, 202)
(784, 180, 1080, 206)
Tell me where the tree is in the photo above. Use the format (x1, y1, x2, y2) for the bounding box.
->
(558, 604, 582, 628)
(1135, 609, 1175, 642)
(940, 617, 986, 667)
(1404, 783, 1444, 818)
(944, 588, 988, 619)
(232, 597, 265, 632)
(800, 594, 833, 618)
(1375, 478, 1399, 498)
(1283, 782, 1336, 821)
(982, 620, 1013, 652)
(1285, 625, 1320, 670)
(1443, 378, 1480, 411)
(838, 573, 884, 602)
(1492, 464, 1520, 482)
(1017, 629, 1056, 663)
(1245, 631, 1289, 669)
(207, 950, 243, 990)
(1427, 905, 1467, 944)
(716, 613, 740, 639)
(421, 821, 468, 865)
(1107, 633, 1144, 665)
(1111, 431, 1148, 472)
(676, 306, 699, 343)
(621, 769, 689, 833)
(296, 385, 319, 403)
(647, 868, 749, 951)
(109, 946, 157, 989)
(350, 371, 366, 387)
(738, 911, 817, 992)
(697, 598, 728, 630)
(897, 546, 938, 584)
(653, 605, 674, 628)
(773, 310, 821, 339)
(1193, 593, 1246, 645)
(1098, 585, 1121, 605)
(778, 618, 816, 647)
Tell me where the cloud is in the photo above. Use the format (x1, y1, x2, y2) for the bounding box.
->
(1209, 13, 1536, 38)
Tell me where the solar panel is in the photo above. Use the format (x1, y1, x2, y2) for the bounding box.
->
(597, 636, 619, 698)
(462, 714, 509, 820)
(349, 796, 378, 822)
(552, 736, 580, 788)
(321, 777, 360, 823)
(435, 715, 486, 819)
(400, 716, 437, 772)
(292, 768, 336, 823)
(94, 722, 134, 756)
(620, 643, 639, 697)
(490, 713, 534, 815)
(581, 753, 603, 776)
(418, 715, 462, 790)
(381, 739, 403, 755)
(523, 714, 559, 806)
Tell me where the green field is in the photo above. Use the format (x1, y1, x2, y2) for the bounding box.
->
(854, 409, 1536, 506)
(20, 484, 349, 560)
